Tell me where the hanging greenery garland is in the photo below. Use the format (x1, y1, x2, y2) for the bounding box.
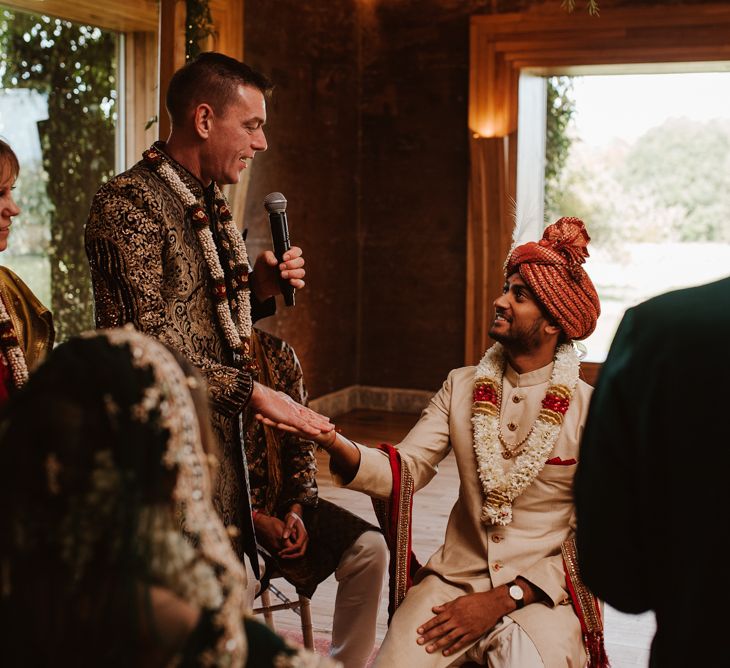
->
(186, 0, 215, 61)
(562, 0, 600, 15)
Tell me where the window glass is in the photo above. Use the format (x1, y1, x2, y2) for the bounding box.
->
(545, 72, 730, 361)
(0, 7, 118, 341)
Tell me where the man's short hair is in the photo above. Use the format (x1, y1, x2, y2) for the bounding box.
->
(165, 52, 273, 127)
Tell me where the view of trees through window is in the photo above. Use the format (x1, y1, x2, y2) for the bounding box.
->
(0, 5, 118, 341)
(545, 72, 730, 362)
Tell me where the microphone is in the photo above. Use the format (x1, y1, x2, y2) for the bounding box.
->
(263, 191, 295, 307)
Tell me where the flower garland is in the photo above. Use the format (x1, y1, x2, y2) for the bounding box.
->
(471, 342, 579, 526)
(0, 293, 29, 389)
(144, 147, 253, 366)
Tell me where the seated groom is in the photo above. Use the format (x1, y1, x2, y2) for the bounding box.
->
(260, 217, 607, 668)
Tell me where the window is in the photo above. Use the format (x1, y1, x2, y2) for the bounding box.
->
(544, 72, 730, 361)
(0, 0, 159, 341)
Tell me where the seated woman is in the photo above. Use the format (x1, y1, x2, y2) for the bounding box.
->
(0, 327, 337, 667)
(0, 138, 54, 404)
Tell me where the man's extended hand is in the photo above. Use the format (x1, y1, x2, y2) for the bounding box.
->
(251, 382, 333, 437)
(416, 591, 505, 657)
(252, 246, 305, 302)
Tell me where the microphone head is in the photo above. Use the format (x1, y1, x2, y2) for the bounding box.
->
(263, 192, 287, 214)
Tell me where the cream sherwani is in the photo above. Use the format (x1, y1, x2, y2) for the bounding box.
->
(337, 360, 592, 668)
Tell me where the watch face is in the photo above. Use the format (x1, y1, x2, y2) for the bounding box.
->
(509, 584, 524, 601)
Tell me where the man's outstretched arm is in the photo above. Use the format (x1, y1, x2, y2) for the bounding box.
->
(255, 412, 360, 480)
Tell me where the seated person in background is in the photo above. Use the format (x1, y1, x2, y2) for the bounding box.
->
(0, 327, 337, 668)
(259, 219, 608, 668)
(0, 138, 54, 404)
(246, 327, 387, 668)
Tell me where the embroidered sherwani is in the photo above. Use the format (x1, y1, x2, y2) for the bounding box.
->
(338, 361, 592, 668)
(85, 144, 271, 571)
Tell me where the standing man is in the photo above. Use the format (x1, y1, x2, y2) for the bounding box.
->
(575, 276, 730, 667)
(85, 52, 332, 595)
(261, 217, 604, 667)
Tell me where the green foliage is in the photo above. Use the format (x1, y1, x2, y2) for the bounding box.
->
(547, 117, 730, 249)
(186, 0, 215, 61)
(0, 9, 117, 341)
(7, 162, 52, 257)
(544, 77, 576, 220)
(561, 0, 600, 16)
(617, 118, 730, 242)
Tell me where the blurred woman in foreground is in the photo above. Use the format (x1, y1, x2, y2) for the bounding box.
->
(0, 327, 336, 667)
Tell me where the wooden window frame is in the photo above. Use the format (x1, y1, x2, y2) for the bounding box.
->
(4, 0, 244, 166)
(468, 2, 730, 384)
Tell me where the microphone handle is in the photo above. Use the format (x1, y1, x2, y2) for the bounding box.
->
(269, 211, 296, 307)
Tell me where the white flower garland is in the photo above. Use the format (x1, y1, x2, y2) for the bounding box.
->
(471, 342, 579, 526)
(149, 150, 253, 362)
(0, 293, 29, 389)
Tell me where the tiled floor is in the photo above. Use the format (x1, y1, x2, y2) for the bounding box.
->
(258, 409, 656, 667)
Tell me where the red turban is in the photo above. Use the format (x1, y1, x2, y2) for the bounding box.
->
(506, 217, 600, 340)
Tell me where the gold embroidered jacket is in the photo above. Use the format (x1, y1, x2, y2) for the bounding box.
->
(85, 145, 271, 566)
(0, 265, 54, 371)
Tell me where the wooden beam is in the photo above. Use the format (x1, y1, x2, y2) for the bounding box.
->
(157, 0, 187, 141)
(2, 0, 157, 32)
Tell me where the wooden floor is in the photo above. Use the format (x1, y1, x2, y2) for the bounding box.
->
(257, 409, 655, 667)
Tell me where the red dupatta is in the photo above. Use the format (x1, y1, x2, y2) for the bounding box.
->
(371, 443, 421, 623)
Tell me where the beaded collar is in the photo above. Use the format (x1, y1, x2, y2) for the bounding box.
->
(471, 342, 579, 526)
(143, 146, 254, 367)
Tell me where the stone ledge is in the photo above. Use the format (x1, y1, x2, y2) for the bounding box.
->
(309, 385, 433, 419)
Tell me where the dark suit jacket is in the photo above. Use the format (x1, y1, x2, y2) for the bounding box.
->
(575, 276, 730, 667)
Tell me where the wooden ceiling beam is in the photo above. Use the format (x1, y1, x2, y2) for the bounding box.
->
(1, 0, 158, 32)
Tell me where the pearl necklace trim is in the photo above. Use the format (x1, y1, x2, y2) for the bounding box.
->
(145, 147, 253, 364)
(471, 342, 579, 526)
(0, 293, 29, 389)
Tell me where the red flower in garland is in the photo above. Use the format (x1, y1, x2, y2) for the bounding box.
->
(190, 205, 209, 229)
(212, 280, 227, 303)
(142, 148, 163, 166)
(542, 392, 570, 415)
(216, 199, 233, 223)
(474, 382, 499, 406)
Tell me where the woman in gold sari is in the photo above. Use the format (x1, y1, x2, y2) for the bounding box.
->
(0, 139, 53, 404)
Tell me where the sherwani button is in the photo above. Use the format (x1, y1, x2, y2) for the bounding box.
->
(512, 395, 521, 403)
(491, 535, 503, 543)
(492, 562, 502, 570)
(507, 422, 517, 431)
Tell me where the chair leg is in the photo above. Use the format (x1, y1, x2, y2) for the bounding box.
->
(260, 588, 275, 630)
(299, 595, 314, 650)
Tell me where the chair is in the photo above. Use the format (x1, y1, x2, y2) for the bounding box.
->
(252, 575, 314, 650)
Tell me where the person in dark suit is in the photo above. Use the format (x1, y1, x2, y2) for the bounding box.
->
(575, 275, 730, 667)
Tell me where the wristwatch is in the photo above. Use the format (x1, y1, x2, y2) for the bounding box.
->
(507, 581, 525, 609)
